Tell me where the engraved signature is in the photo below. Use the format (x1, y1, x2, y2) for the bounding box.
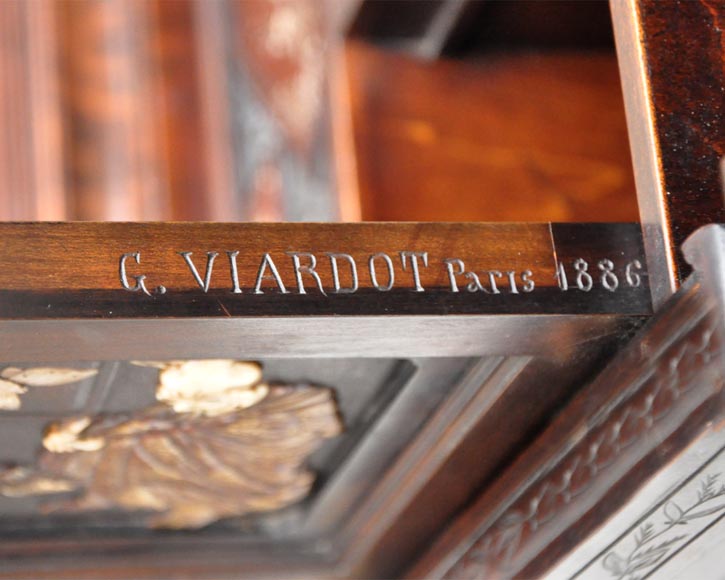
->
(119, 251, 645, 297)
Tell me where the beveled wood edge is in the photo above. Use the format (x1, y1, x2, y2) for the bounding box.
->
(611, 0, 675, 308)
(408, 227, 725, 579)
(0, 314, 644, 362)
(545, 417, 725, 578)
(335, 357, 530, 577)
(612, 0, 725, 304)
(0, 357, 538, 580)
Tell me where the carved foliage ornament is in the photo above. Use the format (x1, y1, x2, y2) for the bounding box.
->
(0, 360, 343, 529)
(444, 308, 723, 579)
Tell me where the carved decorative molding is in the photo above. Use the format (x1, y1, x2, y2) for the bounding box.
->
(0, 360, 342, 529)
(437, 301, 723, 579)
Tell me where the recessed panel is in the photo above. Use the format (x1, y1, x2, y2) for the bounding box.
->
(0, 357, 466, 541)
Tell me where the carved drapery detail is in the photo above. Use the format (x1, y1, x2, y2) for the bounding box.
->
(0, 360, 342, 529)
(444, 308, 723, 579)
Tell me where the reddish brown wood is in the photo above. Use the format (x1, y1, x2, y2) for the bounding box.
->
(0, 222, 555, 293)
(56, 0, 169, 220)
(346, 40, 638, 223)
(149, 0, 228, 220)
(55, 0, 241, 221)
(0, 0, 65, 220)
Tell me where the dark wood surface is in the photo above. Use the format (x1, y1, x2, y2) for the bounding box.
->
(409, 225, 725, 579)
(0, 1, 722, 577)
(0, 221, 650, 579)
(0, 222, 648, 363)
(612, 0, 725, 305)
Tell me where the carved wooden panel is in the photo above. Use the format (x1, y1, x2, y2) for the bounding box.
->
(0, 221, 649, 578)
(410, 225, 725, 579)
(569, 440, 725, 579)
(0, 357, 403, 537)
(1, 360, 342, 529)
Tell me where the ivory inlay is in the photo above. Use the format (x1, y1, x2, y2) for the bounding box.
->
(0, 360, 343, 529)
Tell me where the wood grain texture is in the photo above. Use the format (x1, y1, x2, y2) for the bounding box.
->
(410, 274, 724, 579)
(409, 225, 725, 579)
(0, 222, 650, 318)
(612, 0, 725, 304)
(346, 40, 638, 223)
(0, 0, 65, 220)
(57, 0, 168, 220)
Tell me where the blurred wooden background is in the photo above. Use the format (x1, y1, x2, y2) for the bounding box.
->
(0, 0, 637, 223)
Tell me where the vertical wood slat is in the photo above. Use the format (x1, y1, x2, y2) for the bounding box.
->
(0, 1, 29, 219)
(57, 0, 168, 220)
(0, 0, 65, 221)
(0, 0, 242, 221)
(26, 0, 66, 220)
(192, 0, 238, 221)
(612, 0, 725, 308)
(149, 0, 237, 221)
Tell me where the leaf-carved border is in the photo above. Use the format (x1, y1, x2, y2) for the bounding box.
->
(440, 301, 724, 579)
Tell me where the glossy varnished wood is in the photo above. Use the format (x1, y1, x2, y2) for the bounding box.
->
(0, 221, 650, 579)
(346, 41, 638, 223)
(0, 222, 648, 362)
(409, 226, 725, 579)
(612, 0, 725, 305)
(0, 222, 649, 315)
